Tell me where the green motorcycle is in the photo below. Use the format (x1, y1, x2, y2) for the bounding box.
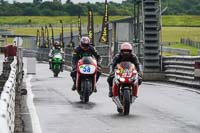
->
(51, 52, 63, 77)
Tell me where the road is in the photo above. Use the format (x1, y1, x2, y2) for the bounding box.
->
(23, 60, 200, 133)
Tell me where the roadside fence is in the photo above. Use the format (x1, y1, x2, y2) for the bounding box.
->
(180, 38, 200, 49)
(163, 56, 200, 87)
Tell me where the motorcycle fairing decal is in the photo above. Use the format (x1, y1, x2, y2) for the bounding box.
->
(79, 65, 96, 74)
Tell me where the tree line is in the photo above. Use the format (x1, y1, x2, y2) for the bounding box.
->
(0, 0, 199, 16)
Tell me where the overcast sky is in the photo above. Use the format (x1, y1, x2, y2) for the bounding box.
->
(7, 0, 125, 4)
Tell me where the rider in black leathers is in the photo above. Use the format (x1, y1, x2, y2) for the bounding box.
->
(70, 36, 102, 92)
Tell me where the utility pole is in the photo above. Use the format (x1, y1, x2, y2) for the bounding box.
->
(49, 24, 54, 47)
(60, 20, 64, 48)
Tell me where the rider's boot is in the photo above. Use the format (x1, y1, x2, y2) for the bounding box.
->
(93, 86, 97, 93)
(72, 84, 76, 91)
(108, 86, 113, 97)
(49, 63, 52, 69)
(71, 78, 76, 91)
(60, 64, 63, 72)
(112, 96, 123, 110)
(132, 96, 137, 103)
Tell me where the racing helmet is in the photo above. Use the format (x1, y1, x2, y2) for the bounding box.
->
(120, 42, 133, 57)
(80, 36, 90, 51)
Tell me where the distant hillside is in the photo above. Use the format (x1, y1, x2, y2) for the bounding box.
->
(161, 0, 200, 15)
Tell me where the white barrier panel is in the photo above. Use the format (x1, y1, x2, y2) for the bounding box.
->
(27, 57, 36, 74)
(0, 57, 18, 133)
(0, 100, 9, 133)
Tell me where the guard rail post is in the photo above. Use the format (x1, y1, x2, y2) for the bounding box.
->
(194, 61, 200, 80)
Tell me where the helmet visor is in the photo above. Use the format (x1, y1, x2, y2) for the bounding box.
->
(121, 50, 132, 55)
(82, 43, 89, 48)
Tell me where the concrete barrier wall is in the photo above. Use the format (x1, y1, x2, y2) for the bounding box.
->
(0, 48, 23, 133)
(0, 58, 17, 133)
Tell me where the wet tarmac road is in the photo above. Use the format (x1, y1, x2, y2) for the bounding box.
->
(24, 61, 200, 133)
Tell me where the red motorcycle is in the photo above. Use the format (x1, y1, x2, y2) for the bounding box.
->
(112, 61, 139, 115)
(76, 56, 97, 103)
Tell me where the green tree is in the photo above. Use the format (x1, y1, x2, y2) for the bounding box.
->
(23, 7, 40, 16)
(0, 0, 199, 16)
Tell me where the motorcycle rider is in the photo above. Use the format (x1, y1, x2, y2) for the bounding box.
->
(49, 41, 64, 71)
(70, 36, 102, 92)
(4, 42, 17, 62)
(107, 42, 143, 101)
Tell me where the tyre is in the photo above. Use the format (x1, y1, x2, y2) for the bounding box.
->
(53, 64, 60, 77)
(122, 89, 130, 115)
(54, 72, 58, 77)
(82, 80, 90, 103)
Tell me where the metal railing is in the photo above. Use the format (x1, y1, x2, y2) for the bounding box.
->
(180, 38, 200, 49)
(163, 56, 200, 87)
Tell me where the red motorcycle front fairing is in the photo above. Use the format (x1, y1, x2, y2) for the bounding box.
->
(112, 62, 139, 97)
(76, 56, 97, 94)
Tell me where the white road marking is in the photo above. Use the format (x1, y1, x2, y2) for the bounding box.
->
(26, 75, 42, 133)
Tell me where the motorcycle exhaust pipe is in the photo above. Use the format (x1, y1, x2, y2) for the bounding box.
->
(112, 96, 123, 109)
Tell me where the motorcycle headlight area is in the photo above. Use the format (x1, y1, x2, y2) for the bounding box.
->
(119, 77, 125, 82)
(79, 65, 96, 74)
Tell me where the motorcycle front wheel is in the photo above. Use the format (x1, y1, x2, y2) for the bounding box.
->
(122, 89, 131, 115)
(81, 80, 91, 103)
(54, 72, 58, 77)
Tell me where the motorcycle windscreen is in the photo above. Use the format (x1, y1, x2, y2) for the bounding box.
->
(116, 62, 137, 79)
(81, 56, 97, 65)
(118, 61, 135, 71)
(53, 53, 63, 59)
